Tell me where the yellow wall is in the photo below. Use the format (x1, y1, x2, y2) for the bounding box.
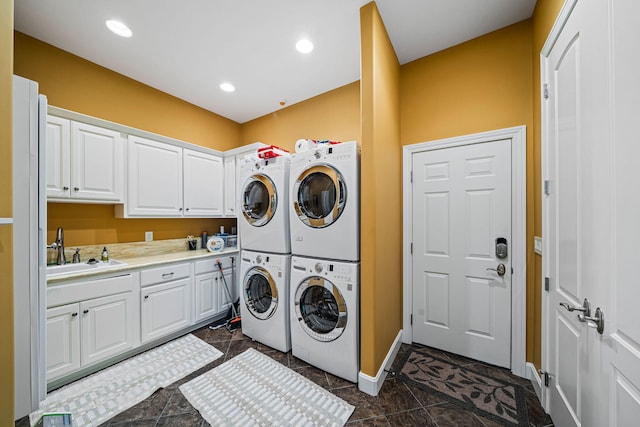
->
(401, 19, 538, 364)
(240, 81, 360, 151)
(14, 32, 243, 246)
(531, 0, 565, 370)
(1, 0, 14, 422)
(359, 2, 402, 376)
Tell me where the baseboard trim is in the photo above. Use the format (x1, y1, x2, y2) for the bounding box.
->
(527, 362, 542, 402)
(358, 330, 403, 396)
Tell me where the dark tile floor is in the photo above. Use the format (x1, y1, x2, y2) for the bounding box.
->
(17, 326, 554, 426)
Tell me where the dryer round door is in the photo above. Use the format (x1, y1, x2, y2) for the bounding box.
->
(293, 164, 346, 228)
(244, 266, 278, 320)
(294, 276, 347, 342)
(242, 174, 277, 227)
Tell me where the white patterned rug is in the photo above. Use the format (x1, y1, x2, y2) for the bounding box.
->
(180, 348, 355, 426)
(30, 334, 223, 427)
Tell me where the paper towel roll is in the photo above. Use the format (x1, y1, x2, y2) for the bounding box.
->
(206, 236, 225, 252)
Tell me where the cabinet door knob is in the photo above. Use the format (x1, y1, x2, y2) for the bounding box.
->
(74, 187, 80, 191)
(83, 309, 89, 314)
(144, 295, 149, 300)
(186, 208, 190, 211)
(63, 186, 69, 190)
(179, 208, 183, 211)
(71, 312, 78, 317)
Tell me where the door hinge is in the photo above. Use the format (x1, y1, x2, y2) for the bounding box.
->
(539, 370, 551, 387)
(544, 180, 551, 195)
(543, 83, 550, 99)
(410, 171, 413, 183)
(410, 314, 413, 325)
(410, 242, 413, 254)
(545, 277, 550, 292)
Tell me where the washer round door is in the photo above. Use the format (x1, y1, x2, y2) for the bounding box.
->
(294, 276, 347, 342)
(244, 266, 278, 320)
(242, 174, 277, 227)
(293, 164, 346, 228)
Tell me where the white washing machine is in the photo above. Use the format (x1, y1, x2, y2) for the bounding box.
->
(239, 155, 290, 254)
(289, 141, 359, 261)
(290, 255, 359, 383)
(240, 250, 291, 352)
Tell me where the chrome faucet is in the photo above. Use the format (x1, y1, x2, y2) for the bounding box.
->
(47, 227, 67, 265)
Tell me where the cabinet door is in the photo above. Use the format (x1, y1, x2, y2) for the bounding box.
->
(219, 269, 234, 313)
(128, 136, 183, 216)
(194, 272, 219, 322)
(141, 278, 191, 343)
(223, 155, 236, 216)
(184, 149, 223, 217)
(71, 122, 124, 201)
(46, 303, 80, 381)
(46, 116, 71, 198)
(80, 292, 137, 367)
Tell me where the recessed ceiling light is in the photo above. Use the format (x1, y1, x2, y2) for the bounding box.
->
(296, 39, 314, 54)
(106, 20, 132, 38)
(219, 82, 235, 93)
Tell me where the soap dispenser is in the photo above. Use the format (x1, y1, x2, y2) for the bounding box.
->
(101, 247, 109, 262)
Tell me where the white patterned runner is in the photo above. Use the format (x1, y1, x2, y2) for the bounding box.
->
(180, 348, 355, 426)
(30, 334, 223, 427)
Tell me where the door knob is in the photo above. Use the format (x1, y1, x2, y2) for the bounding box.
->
(487, 263, 506, 276)
(559, 298, 591, 316)
(578, 307, 605, 334)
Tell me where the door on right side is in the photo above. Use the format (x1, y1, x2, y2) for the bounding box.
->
(544, 0, 640, 425)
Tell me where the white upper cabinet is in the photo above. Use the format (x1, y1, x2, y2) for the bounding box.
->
(123, 136, 224, 218)
(46, 115, 71, 198)
(184, 149, 223, 217)
(47, 117, 124, 202)
(126, 135, 183, 217)
(223, 155, 236, 216)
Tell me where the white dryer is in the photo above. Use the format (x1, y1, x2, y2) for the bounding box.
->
(289, 141, 359, 261)
(240, 250, 291, 352)
(290, 255, 359, 383)
(239, 155, 290, 254)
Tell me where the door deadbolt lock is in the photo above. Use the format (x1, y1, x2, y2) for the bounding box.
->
(487, 263, 506, 276)
(495, 237, 508, 259)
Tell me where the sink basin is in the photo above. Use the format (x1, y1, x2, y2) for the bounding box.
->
(47, 259, 127, 277)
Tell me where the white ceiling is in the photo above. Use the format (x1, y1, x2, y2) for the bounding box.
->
(14, 0, 537, 124)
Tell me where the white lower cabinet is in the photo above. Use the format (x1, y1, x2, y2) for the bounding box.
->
(46, 254, 236, 385)
(81, 292, 137, 366)
(46, 290, 136, 382)
(46, 303, 80, 381)
(140, 278, 192, 343)
(140, 262, 192, 344)
(194, 257, 235, 323)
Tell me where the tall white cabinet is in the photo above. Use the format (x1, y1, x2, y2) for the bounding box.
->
(46, 117, 124, 202)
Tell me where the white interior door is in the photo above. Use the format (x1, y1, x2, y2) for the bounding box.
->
(543, 0, 640, 425)
(412, 139, 512, 368)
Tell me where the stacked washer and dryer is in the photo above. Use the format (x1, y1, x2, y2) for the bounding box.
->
(288, 141, 360, 383)
(238, 141, 360, 383)
(238, 154, 292, 353)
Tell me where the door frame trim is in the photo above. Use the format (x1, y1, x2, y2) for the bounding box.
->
(540, 0, 579, 411)
(402, 125, 527, 377)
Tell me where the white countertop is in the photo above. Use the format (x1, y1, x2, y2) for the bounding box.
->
(46, 247, 240, 284)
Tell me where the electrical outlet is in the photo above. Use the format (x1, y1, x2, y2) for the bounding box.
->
(145, 231, 153, 242)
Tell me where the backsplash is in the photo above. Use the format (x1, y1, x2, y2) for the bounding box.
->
(47, 238, 207, 265)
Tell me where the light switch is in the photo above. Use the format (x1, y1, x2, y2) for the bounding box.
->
(534, 236, 542, 255)
(145, 231, 153, 242)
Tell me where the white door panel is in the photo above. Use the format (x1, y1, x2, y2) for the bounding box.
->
(609, 0, 640, 424)
(412, 139, 511, 368)
(543, 0, 640, 425)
